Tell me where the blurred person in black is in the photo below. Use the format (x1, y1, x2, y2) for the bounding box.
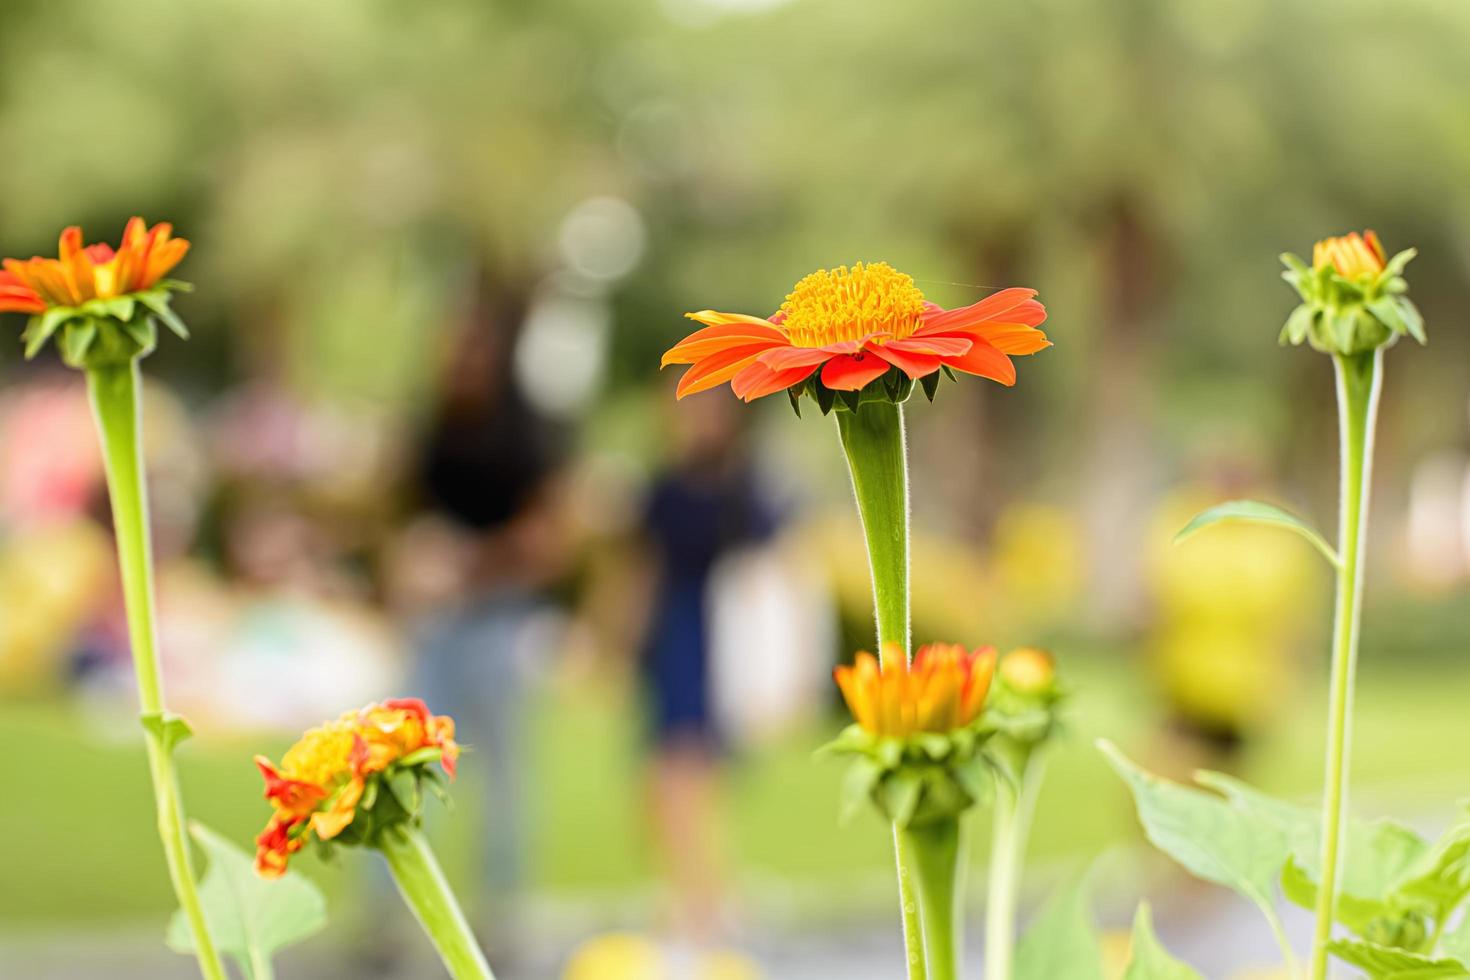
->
(637, 389, 779, 948)
(386, 305, 570, 959)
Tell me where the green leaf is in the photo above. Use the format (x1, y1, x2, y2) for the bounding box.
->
(1174, 499, 1340, 567)
(1282, 856, 1395, 935)
(166, 822, 327, 980)
(1123, 902, 1204, 980)
(140, 711, 194, 753)
(1440, 906, 1470, 962)
(1099, 740, 1288, 929)
(1015, 875, 1105, 980)
(1327, 938, 1468, 979)
(1197, 769, 1428, 922)
(1392, 819, 1470, 921)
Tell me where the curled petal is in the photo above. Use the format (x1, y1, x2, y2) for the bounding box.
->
(917, 288, 1039, 333)
(664, 313, 786, 365)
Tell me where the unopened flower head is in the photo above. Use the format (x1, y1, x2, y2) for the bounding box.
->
(253, 698, 458, 878)
(998, 646, 1057, 698)
(1280, 229, 1423, 356)
(0, 218, 192, 366)
(834, 642, 997, 738)
(663, 262, 1048, 408)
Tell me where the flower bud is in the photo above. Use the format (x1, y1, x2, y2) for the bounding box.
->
(999, 646, 1057, 698)
(1279, 230, 1423, 356)
(824, 642, 1002, 826)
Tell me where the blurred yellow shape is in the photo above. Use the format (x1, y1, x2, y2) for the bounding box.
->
(562, 933, 763, 980)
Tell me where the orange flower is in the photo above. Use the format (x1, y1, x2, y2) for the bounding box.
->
(1312, 230, 1385, 281)
(253, 698, 458, 878)
(0, 218, 189, 313)
(834, 642, 997, 738)
(662, 261, 1049, 400)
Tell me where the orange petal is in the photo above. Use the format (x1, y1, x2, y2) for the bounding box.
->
(871, 344, 942, 379)
(917, 288, 1040, 333)
(663, 313, 786, 365)
(939, 340, 1016, 386)
(675, 343, 776, 399)
(820, 352, 889, 391)
(729, 360, 819, 400)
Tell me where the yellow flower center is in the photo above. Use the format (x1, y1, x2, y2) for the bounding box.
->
(279, 717, 358, 787)
(778, 261, 926, 347)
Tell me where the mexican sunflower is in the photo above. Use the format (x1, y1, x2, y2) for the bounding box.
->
(0, 218, 189, 314)
(254, 698, 458, 877)
(662, 261, 1048, 401)
(834, 642, 997, 738)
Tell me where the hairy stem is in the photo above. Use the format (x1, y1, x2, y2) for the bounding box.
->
(380, 826, 496, 980)
(1310, 350, 1382, 979)
(837, 399, 926, 979)
(88, 362, 225, 980)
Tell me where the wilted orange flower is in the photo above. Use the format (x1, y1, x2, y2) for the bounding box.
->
(253, 698, 458, 878)
(662, 261, 1048, 400)
(0, 218, 189, 314)
(1313, 230, 1385, 281)
(834, 642, 997, 738)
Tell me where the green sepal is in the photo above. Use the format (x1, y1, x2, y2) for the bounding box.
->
(919, 370, 941, 402)
(141, 711, 194, 754)
(23, 307, 74, 359)
(819, 716, 1000, 827)
(940, 364, 957, 382)
(11, 280, 192, 365)
(787, 385, 803, 417)
(135, 286, 191, 339)
(58, 319, 99, 368)
(1277, 248, 1423, 355)
(814, 378, 836, 415)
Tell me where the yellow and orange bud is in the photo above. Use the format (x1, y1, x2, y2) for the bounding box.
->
(1312, 230, 1386, 281)
(834, 642, 997, 738)
(999, 646, 1057, 697)
(253, 698, 458, 878)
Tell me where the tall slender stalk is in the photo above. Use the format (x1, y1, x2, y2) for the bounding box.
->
(985, 752, 1046, 980)
(87, 361, 225, 980)
(379, 826, 496, 980)
(836, 399, 926, 980)
(904, 817, 964, 980)
(1309, 349, 1382, 979)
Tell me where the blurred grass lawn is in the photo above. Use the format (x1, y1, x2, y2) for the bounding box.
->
(5, 645, 1470, 936)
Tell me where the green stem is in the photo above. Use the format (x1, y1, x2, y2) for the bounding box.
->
(1309, 350, 1382, 980)
(903, 817, 965, 980)
(87, 362, 225, 980)
(380, 826, 496, 980)
(836, 400, 925, 980)
(985, 752, 1046, 980)
(836, 400, 911, 663)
